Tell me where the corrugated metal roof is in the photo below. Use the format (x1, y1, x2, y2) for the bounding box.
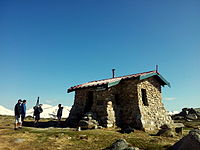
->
(67, 70, 165, 93)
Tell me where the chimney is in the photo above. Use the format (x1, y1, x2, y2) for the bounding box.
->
(156, 65, 158, 73)
(112, 69, 115, 78)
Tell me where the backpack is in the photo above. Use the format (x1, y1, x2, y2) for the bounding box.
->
(38, 106, 43, 113)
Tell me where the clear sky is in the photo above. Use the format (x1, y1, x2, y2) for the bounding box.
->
(0, 0, 200, 111)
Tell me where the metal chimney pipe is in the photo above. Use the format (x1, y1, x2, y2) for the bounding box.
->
(156, 65, 158, 73)
(112, 69, 115, 78)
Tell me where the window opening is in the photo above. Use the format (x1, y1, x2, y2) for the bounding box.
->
(141, 89, 148, 106)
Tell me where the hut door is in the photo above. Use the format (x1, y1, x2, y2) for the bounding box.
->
(84, 91, 93, 113)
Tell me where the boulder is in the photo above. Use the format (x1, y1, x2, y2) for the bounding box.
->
(104, 139, 139, 150)
(172, 129, 200, 150)
(106, 139, 129, 150)
(174, 123, 184, 135)
(194, 108, 200, 117)
(120, 125, 134, 134)
(78, 112, 99, 129)
(186, 114, 198, 120)
(78, 119, 98, 129)
(156, 124, 175, 137)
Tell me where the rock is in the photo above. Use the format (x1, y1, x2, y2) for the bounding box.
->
(173, 123, 184, 128)
(84, 112, 97, 120)
(172, 108, 200, 121)
(156, 128, 175, 137)
(77, 126, 81, 131)
(174, 123, 184, 135)
(78, 134, 88, 140)
(120, 125, 134, 134)
(172, 115, 184, 120)
(14, 138, 25, 143)
(194, 108, 200, 117)
(78, 112, 99, 129)
(78, 119, 98, 129)
(186, 114, 198, 120)
(104, 139, 139, 150)
(172, 129, 200, 150)
(105, 139, 129, 150)
(160, 124, 171, 129)
(98, 126, 103, 129)
(124, 147, 139, 150)
(156, 125, 175, 137)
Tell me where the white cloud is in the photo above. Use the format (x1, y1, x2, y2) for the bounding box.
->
(164, 97, 176, 101)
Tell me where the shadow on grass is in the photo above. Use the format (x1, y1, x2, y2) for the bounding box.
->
(23, 120, 67, 128)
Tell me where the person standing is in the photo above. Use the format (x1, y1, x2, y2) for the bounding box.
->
(57, 104, 63, 125)
(14, 99, 22, 130)
(33, 104, 43, 126)
(21, 100, 27, 124)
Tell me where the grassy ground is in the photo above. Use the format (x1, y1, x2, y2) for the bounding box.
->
(0, 115, 198, 150)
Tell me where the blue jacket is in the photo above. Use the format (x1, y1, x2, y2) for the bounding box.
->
(21, 103, 26, 115)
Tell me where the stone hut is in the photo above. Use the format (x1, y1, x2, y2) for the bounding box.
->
(67, 70, 173, 131)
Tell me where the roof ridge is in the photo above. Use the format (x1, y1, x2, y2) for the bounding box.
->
(68, 70, 158, 92)
(88, 70, 156, 82)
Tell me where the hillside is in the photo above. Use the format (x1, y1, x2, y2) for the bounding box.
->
(0, 115, 196, 150)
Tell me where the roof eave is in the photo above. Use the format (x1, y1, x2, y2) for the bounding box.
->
(139, 72, 171, 88)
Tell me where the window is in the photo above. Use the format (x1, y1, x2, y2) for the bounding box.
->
(141, 89, 148, 106)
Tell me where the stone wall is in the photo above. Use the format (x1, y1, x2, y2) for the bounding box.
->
(115, 79, 142, 129)
(66, 88, 88, 127)
(137, 77, 173, 131)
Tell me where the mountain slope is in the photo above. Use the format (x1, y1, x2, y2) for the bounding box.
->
(0, 105, 14, 116)
(26, 104, 71, 118)
(0, 104, 71, 118)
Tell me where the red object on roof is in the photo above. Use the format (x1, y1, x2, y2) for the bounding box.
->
(67, 70, 158, 93)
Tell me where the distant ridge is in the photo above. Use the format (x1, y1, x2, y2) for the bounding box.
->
(0, 104, 71, 119)
(0, 105, 14, 116)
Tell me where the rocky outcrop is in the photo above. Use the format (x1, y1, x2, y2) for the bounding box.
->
(172, 108, 200, 121)
(172, 129, 200, 150)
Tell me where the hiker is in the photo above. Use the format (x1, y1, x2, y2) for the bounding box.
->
(14, 99, 22, 130)
(57, 104, 63, 125)
(33, 104, 43, 126)
(21, 100, 27, 124)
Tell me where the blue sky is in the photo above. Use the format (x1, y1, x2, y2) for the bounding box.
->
(0, 0, 199, 111)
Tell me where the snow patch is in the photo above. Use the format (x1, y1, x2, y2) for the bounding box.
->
(0, 104, 71, 119)
(0, 105, 14, 116)
(168, 111, 180, 116)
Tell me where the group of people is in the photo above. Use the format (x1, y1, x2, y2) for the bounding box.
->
(14, 98, 64, 130)
(14, 99, 26, 130)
